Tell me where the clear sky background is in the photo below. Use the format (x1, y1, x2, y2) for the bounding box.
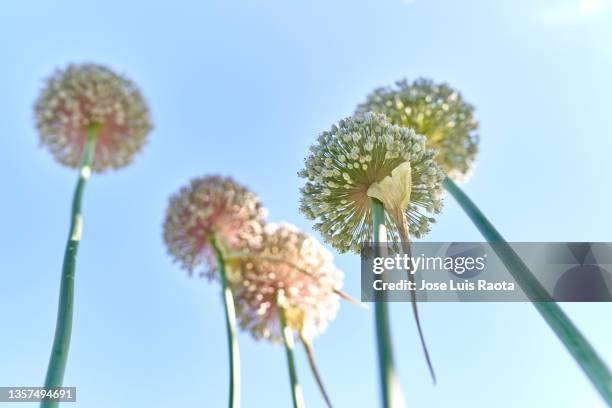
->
(1, 0, 612, 407)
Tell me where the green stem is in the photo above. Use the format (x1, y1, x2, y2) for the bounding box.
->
(371, 198, 405, 408)
(42, 124, 99, 408)
(210, 238, 241, 408)
(277, 297, 305, 408)
(443, 177, 612, 406)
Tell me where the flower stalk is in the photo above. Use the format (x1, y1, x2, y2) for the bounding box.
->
(42, 123, 99, 408)
(371, 197, 406, 408)
(277, 295, 305, 408)
(298, 331, 333, 408)
(443, 176, 612, 406)
(210, 237, 241, 408)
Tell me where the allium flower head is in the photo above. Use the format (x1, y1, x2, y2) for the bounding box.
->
(299, 112, 445, 253)
(163, 175, 266, 278)
(231, 223, 342, 343)
(34, 63, 153, 172)
(356, 78, 478, 181)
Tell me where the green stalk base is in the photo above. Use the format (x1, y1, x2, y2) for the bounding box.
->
(444, 177, 612, 406)
(371, 198, 406, 408)
(210, 238, 241, 408)
(42, 125, 98, 408)
(278, 299, 305, 408)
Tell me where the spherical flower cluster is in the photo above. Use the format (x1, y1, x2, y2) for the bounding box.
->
(231, 223, 342, 343)
(163, 175, 266, 278)
(299, 112, 445, 253)
(34, 63, 153, 172)
(356, 78, 478, 181)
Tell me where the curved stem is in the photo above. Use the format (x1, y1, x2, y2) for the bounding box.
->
(401, 243, 436, 385)
(42, 124, 99, 408)
(443, 177, 612, 406)
(277, 297, 305, 408)
(210, 238, 241, 408)
(371, 198, 406, 408)
(299, 331, 333, 408)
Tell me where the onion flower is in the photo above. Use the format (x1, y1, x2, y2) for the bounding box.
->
(230, 223, 343, 408)
(35, 63, 152, 405)
(356, 78, 477, 182)
(299, 112, 444, 254)
(163, 175, 266, 408)
(299, 112, 445, 406)
(163, 175, 266, 278)
(35, 63, 152, 172)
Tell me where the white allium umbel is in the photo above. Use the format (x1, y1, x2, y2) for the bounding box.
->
(231, 223, 342, 343)
(34, 63, 153, 172)
(357, 78, 478, 181)
(299, 112, 444, 253)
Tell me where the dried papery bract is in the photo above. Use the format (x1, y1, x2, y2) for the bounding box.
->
(35, 63, 153, 172)
(231, 223, 341, 407)
(299, 112, 444, 253)
(357, 78, 478, 182)
(163, 175, 266, 278)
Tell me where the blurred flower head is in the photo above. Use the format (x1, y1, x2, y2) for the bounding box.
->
(231, 223, 342, 343)
(357, 78, 478, 181)
(299, 112, 444, 253)
(163, 175, 266, 278)
(34, 63, 153, 172)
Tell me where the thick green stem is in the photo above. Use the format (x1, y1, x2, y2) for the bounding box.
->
(42, 124, 99, 408)
(210, 238, 241, 408)
(443, 177, 612, 406)
(371, 198, 405, 408)
(277, 298, 305, 408)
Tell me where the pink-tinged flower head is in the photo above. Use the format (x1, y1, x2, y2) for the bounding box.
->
(163, 175, 266, 278)
(34, 63, 153, 172)
(232, 223, 343, 343)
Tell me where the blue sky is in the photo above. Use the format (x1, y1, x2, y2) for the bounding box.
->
(1, 0, 612, 407)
